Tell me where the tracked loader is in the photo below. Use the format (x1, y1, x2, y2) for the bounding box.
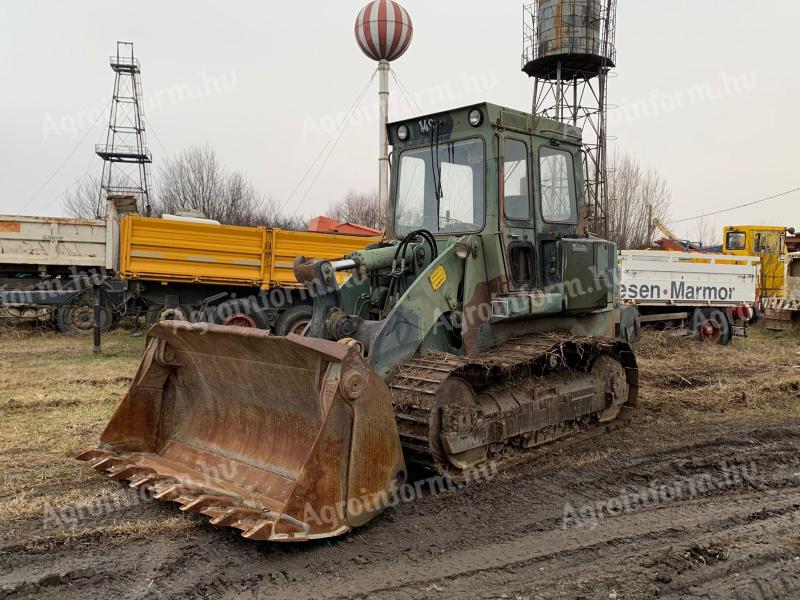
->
(78, 103, 638, 542)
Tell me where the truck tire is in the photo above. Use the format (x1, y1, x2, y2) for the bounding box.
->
(145, 305, 191, 326)
(692, 308, 732, 346)
(213, 299, 268, 330)
(54, 298, 113, 334)
(274, 305, 313, 336)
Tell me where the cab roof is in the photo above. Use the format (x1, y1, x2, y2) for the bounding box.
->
(388, 101, 582, 146)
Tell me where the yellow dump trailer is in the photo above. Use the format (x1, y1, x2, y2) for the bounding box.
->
(118, 215, 375, 289)
(117, 215, 380, 333)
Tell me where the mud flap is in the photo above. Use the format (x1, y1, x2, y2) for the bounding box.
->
(77, 322, 406, 542)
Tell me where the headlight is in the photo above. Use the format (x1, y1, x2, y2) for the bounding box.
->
(468, 109, 483, 127)
(454, 241, 471, 260)
(397, 124, 410, 141)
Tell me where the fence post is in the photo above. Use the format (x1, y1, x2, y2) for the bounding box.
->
(93, 283, 102, 355)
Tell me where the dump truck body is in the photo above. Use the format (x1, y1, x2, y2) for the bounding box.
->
(0, 214, 114, 272)
(118, 215, 377, 289)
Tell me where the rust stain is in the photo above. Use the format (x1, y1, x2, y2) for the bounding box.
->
(0, 222, 21, 233)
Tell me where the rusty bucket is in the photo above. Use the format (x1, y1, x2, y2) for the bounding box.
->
(77, 322, 406, 541)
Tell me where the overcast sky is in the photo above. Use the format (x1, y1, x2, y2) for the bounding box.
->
(1, 1, 798, 240)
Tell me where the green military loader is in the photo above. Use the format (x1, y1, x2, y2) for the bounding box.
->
(78, 103, 638, 542)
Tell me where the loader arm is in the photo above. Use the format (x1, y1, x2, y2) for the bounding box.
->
(293, 242, 467, 380)
(366, 243, 465, 379)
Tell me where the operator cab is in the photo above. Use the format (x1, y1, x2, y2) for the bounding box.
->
(387, 103, 614, 314)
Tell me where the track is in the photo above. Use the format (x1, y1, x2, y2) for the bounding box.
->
(391, 333, 638, 477)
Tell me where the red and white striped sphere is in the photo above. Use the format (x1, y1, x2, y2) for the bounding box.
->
(355, 0, 413, 62)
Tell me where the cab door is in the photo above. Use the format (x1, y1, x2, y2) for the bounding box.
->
(755, 230, 786, 297)
(500, 135, 537, 291)
(534, 142, 581, 289)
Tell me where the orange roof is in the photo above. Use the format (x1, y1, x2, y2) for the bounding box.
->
(307, 215, 383, 237)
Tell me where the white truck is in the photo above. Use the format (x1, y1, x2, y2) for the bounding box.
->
(618, 250, 760, 344)
(0, 209, 123, 332)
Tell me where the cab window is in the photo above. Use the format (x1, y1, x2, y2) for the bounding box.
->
(755, 232, 779, 252)
(503, 139, 530, 221)
(539, 147, 577, 223)
(726, 231, 746, 251)
(395, 138, 485, 235)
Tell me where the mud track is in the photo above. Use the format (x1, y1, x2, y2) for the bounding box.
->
(1, 423, 798, 600)
(1, 331, 799, 599)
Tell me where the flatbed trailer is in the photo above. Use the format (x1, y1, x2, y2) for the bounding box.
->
(619, 250, 759, 344)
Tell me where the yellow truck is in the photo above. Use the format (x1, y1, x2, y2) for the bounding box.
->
(722, 225, 791, 299)
(0, 201, 379, 334)
(761, 252, 800, 331)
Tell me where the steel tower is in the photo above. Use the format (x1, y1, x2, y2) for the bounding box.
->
(523, 1, 617, 237)
(96, 42, 152, 216)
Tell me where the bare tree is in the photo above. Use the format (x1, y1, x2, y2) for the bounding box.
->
(606, 152, 672, 249)
(328, 190, 385, 231)
(63, 174, 102, 219)
(153, 145, 304, 229)
(690, 214, 716, 247)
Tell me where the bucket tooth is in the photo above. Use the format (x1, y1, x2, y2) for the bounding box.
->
(109, 464, 153, 481)
(154, 484, 186, 501)
(241, 519, 276, 541)
(209, 507, 261, 527)
(130, 474, 161, 489)
(91, 456, 125, 472)
(200, 506, 230, 520)
(209, 508, 238, 527)
(174, 494, 195, 506)
(210, 507, 262, 529)
(179, 495, 234, 514)
(75, 448, 112, 463)
(231, 519, 257, 532)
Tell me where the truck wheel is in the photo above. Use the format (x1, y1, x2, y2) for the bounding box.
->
(693, 308, 732, 346)
(55, 299, 113, 334)
(213, 299, 268, 329)
(145, 305, 192, 325)
(274, 305, 313, 336)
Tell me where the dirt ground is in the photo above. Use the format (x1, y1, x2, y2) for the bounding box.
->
(1, 326, 799, 600)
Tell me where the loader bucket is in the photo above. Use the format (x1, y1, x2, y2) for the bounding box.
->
(77, 322, 406, 542)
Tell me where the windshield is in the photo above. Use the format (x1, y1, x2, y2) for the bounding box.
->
(394, 138, 485, 236)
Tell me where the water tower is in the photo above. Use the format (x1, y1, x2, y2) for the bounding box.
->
(523, 1, 617, 237)
(355, 0, 413, 211)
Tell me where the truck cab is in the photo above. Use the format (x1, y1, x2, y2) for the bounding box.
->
(723, 225, 789, 298)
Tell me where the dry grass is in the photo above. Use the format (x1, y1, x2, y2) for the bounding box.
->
(0, 330, 146, 548)
(0, 325, 798, 552)
(635, 325, 800, 426)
